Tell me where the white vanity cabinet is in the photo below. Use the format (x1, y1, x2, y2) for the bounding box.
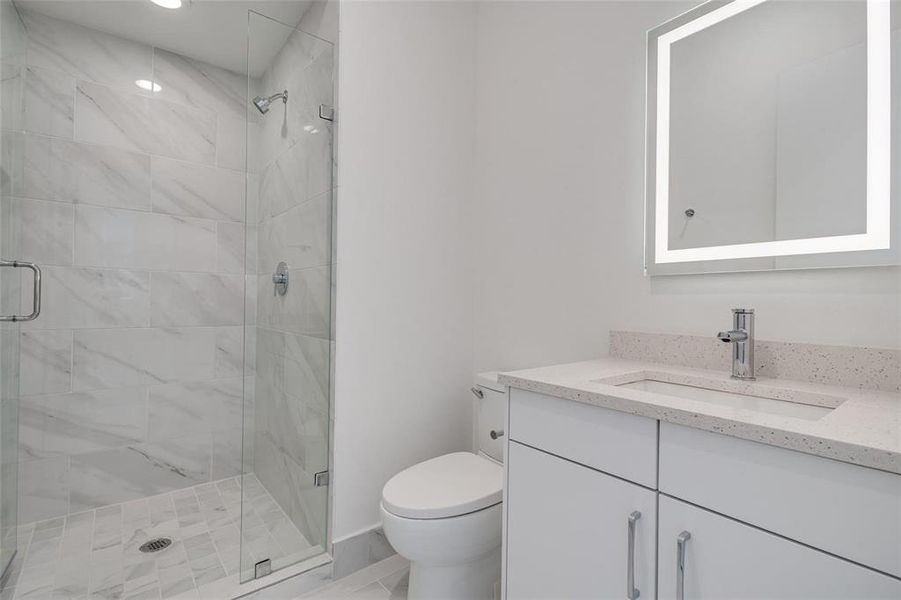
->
(505, 442, 656, 600)
(505, 389, 659, 600)
(657, 495, 901, 599)
(503, 389, 901, 599)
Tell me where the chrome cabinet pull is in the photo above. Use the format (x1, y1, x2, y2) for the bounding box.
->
(627, 511, 641, 599)
(676, 531, 691, 600)
(0, 260, 41, 322)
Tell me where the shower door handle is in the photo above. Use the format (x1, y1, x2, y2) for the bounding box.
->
(0, 260, 42, 322)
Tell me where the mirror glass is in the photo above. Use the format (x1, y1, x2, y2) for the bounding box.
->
(646, 0, 897, 274)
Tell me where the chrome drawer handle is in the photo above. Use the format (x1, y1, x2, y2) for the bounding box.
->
(677, 531, 691, 600)
(0, 260, 41, 322)
(627, 511, 641, 599)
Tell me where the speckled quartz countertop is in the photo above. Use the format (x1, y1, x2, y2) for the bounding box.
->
(498, 358, 901, 475)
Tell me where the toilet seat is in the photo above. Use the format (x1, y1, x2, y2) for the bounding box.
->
(382, 452, 503, 519)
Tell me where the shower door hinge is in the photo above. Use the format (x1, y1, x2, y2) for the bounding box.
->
(319, 104, 335, 121)
(314, 470, 330, 487)
(254, 558, 272, 579)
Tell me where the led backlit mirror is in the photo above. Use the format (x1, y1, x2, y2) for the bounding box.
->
(645, 0, 897, 275)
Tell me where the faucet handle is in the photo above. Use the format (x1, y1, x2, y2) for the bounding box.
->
(732, 308, 754, 314)
(717, 330, 748, 343)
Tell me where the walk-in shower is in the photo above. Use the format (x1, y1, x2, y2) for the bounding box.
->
(252, 90, 288, 114)
(0, 1, 335, 597)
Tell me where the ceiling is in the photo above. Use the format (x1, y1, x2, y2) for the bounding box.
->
(14, 0, 313, 75)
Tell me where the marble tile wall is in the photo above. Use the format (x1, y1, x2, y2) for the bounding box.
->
(2, 9, 251, 523)
(248, 21, 335, 555)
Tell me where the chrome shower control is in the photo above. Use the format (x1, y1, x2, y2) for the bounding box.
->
(490, 429, 505, 440)
(272, 261, 289, 296)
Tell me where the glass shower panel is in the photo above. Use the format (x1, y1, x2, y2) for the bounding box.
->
(0, 0, 25, 580)
(241, 11, 334, 582)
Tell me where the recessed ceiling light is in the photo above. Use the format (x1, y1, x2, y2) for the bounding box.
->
(135, 79, 162, 93)
(151, 0, 182, 9)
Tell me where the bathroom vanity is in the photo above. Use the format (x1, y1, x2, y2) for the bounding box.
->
(498, 359, 901, 599)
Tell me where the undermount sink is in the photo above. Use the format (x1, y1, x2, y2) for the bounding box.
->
(594, 371, 846, 421)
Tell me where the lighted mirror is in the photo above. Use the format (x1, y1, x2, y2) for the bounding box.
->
(646, 0, 897, 275)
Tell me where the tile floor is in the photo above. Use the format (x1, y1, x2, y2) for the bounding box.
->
(300, 555, 409, 600)
(1, 475, 320, 600)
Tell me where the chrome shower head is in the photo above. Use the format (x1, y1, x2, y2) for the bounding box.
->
(252, 90, 288, 114)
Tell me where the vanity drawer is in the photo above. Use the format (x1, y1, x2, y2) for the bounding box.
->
(659, 422, 901, 578)
(508, 388, 657, 488)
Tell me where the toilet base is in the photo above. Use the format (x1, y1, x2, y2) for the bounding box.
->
(407, 547, 501, 600)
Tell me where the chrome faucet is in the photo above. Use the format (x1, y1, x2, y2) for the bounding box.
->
(716, 308, 755, 380)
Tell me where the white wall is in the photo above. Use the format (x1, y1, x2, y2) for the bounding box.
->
(332, 0, 900, 546)
(333, 0, 476, 540)
(472, 0, 901, 373)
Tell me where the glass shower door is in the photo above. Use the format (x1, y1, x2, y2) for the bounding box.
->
(240, 11, 335, 582)
(0, 0, 26, 580)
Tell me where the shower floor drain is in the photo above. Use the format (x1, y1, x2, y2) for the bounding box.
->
(139, 537, 173, 553)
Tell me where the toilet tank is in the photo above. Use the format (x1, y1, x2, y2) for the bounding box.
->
(472, 372, 507, 463)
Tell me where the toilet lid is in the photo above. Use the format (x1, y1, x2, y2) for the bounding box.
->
(382, 452, 503, 519)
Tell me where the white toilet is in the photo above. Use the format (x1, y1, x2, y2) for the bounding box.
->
(380, 373, 507, 600)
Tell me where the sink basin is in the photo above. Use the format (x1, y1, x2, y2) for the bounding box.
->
(593, 371, 845, 421)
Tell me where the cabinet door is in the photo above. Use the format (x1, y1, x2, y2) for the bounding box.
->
(658, 495, 901, 600)
(506, 442, 656, 600)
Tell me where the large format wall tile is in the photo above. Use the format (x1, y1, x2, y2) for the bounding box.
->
(68, 437, 211, 512)
(262, 27, 331, 104)
(217, 116, 246, 172)
(75, 205, 218, 272)
(256, 382, 327, 473)
(75, 81, 216, 165)
(19, 456, 69, 523)
(217, 221, 245, 274)
(258, 130, 332, 219)
(284, 333, 330, 414)
(1, 130, 24, 196)
(10, 197, 73, 265)
(72, 327, 218, 390)
(150, 272, 243, 327)
(21, 10, 152, 93)
(22, 266, 150, 330)
(256, 266, 330, 338)
(19, 387, 146, 459)
(19, 329, 71, 396)
(151, 157, 244, 222)
(152, 49, 245, 123)
(253, 436, 324, 548)
(211, 429, 242, 481)
(23, 135, 151, 210)
(258, 191, 331, 272)
(23, 66, 74, 138)
(148, 378, 242, 440)
(215, 327, 244, 379)
(1, 63, 24, 130)
(255, 329, 285, 392)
